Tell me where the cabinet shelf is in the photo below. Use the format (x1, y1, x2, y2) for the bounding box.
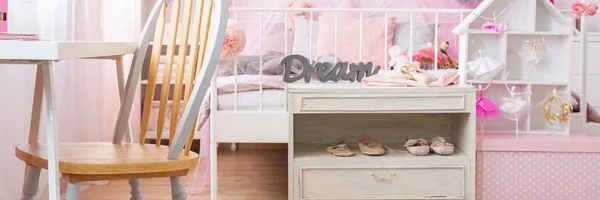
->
(294, 143, 470, 164)
(468, 30, 570, 36)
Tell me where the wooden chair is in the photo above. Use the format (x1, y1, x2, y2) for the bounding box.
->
(15, 0, 228, 199)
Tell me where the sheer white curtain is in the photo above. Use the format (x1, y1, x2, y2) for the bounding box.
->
(0, 0, 140, 199)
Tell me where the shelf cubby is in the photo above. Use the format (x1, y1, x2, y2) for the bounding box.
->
(476, 84, 530, 134)
(467, 0, 536, 32)
(529, 85, 570, 135)
(467, 33, 507, 82)
(505, 34, 570, 82)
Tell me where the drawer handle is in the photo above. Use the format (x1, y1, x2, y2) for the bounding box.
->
(369, 172, 396, 181)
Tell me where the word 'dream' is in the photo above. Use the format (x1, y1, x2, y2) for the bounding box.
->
(281, 55, 380, 83)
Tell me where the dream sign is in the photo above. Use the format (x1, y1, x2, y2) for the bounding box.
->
(281, 55, 381, 83)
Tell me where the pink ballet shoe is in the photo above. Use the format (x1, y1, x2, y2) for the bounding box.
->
(429, 137, 455, 155)
(404, 139, 430, 156)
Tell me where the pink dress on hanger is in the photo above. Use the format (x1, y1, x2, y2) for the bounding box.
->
(476, 90, 500, 118)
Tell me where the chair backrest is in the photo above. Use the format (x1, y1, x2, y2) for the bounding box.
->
(112, 0, 228, 158)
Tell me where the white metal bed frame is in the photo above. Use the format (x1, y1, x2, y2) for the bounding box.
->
(209, 6, 473, 200)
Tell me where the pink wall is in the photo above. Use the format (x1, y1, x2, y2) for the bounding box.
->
(0, 0, 6, 32)
(477, 151, 600, 200)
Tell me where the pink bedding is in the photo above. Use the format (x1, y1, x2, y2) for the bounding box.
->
(187, 74, 285, 194)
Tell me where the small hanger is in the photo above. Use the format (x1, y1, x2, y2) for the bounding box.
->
(475, 3, 514, 22)
(503, 70, 532, 97)
(524, 37, 546, 49)
(483, 77, 493, 91)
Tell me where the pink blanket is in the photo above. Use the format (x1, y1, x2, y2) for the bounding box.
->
(362, 70, 460, 87)
(187, 74, 285, 194)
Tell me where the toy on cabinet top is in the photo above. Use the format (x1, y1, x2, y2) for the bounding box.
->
(388, 45, 410, 71)
(453, 0, 574, 135)
(438, 40, 460, 69)
(411, 40, 459, 70)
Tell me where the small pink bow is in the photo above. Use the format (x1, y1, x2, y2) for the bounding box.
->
(572, 0, 598, 17)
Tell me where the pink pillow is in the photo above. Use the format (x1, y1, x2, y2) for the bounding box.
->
(316, 16, 396, 68)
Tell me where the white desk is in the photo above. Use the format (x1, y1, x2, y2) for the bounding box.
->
(0, 41, 136, 200)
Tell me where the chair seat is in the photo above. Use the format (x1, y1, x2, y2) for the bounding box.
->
(15, 142, 199, 176)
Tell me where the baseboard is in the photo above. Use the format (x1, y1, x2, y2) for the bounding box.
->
(144, 139, 288, 152)
(219, 143, 288, 150)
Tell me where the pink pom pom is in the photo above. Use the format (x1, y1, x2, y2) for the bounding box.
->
(413, 47, 447, 64)
(220, 19, 246, 60)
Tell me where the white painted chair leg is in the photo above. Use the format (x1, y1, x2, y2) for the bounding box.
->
(170, 177, 186, 200)
(128, 179, 143, 200)
(20, 165, 41, 200)
(230, 143, 238, 151)
(65, 182, 80, 200)
(115, 56, 133, 143)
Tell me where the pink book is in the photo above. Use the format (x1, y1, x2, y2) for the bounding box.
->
(0, 33, 39, 40)
(0, 0, 6, 32)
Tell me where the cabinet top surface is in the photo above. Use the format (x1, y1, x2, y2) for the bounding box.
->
(288, 82, 477, 94)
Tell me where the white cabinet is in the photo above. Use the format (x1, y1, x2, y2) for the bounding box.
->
(288, 83, 477, 200)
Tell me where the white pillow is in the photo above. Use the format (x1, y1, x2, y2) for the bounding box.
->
(291, 18, 319, 60)
(393, 23, 438, 51)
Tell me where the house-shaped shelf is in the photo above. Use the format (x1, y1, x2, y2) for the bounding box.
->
(453, 0, 574, 135)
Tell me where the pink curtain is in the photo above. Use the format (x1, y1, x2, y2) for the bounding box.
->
(0, 0, 139, 199)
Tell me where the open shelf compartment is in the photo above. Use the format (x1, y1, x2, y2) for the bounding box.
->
(529, 85, 570, 135)
(476, 84, 530, 134)
(292, 113, 474, 161)
(506, 34, 570, 82)
(467, 33, 507, 82)
(291, 113, 473, 200)
(467, 0, 536, 32)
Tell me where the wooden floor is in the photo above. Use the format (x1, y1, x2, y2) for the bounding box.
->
(80, 149, 287, 200)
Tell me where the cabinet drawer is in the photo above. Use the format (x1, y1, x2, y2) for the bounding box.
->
(299, 166, 464, 200)
(295, 94, 466, 113)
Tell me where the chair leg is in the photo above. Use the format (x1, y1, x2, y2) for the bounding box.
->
(170, 176, 186, 200)
(65, 182, 80, 200)
(128, 178, 143, 200)
(20, 165, 41, 200)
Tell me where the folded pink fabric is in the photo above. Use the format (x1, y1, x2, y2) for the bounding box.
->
(362, 70, 459, 87)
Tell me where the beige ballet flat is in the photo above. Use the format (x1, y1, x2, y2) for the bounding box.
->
(358, 138, 385, 156)
(429, 137, 455, 155)
(327, 140, 355, 157)
(404, 139, 430, 156)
